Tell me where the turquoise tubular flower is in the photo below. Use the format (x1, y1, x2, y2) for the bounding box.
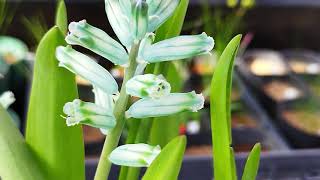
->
(126, 91, 204, 118)
(65, 20, 129, 66)
(146, 0, 180, 32)
(56, 46, 118, 95)
(109, 144, 161, 167)
(93, 86, 115, 111)
(105, 0, 134, 47)
(137, 33, 154, 63)
(140, 32, 214, 63)
(126, 74, 171, 98)
(0, 91, 15, 109)
(132, 0, 148, 40)
(63, 99, 116, 130)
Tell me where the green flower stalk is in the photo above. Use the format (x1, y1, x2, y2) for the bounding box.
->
(109, 144, 161, 167)
(55, 0, 214, 179)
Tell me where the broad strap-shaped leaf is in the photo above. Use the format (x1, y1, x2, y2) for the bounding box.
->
(55, 0, 67, 34)
(105, 0, 133, 47)
(126, 91, 204, 119)
(210, 35, 242, 180)
(140, 32, 214, 63)
(147, 0, 180, 33)
(26, 27, 85, 180)
(65, 20, 129, 66)
(241, 143, 261, 180)
(142, 136, 186, 180)
(56, 46, 118, 94)
(0, 105, 45, 180)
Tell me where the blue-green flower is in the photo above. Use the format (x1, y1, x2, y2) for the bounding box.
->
(0, 91, 15, 109)
(132, 0, 149, 40)
(56, 46, 118, 95)
(66, 20, 129, 66)
(109, 144, 161, 167)
(126, 91, 204, 119)
(139, 32, 214, 63)
(126, 74, 171, 98)
(63, 99, 116, 130)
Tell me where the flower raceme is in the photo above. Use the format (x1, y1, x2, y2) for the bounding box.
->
(56, 0, 214, 168)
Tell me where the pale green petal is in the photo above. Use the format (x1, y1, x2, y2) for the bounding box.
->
(126, 74, 171, 98)
(126, 91, 204, 118)
(0, 91, 15, 109)
(109, 144, 161, 167)
(137, 33, 154, 63)
(92, 85, 115, 111)
(105, 0, 134, 47)
(56, 46, 118, 94)
(146, 0, 180, 32)
(132, 0, 148, 40)
(141, 32, 214, 63)
(65, 20, 129, 66)
(63, 99, 116, 130)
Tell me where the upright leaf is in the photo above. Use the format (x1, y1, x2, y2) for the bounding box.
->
(210, 35, 242, 180)
(241, 143, 261, 180)
(55, 0, 67, 34)
(142, 136, 186, 180)
(26, 27, 85, 180)
(0, 105, 45, 180)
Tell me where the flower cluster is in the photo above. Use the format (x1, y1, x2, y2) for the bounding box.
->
(56, 0, 214, 167)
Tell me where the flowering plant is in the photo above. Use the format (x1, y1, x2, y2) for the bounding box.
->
(0, 0, 260, 180)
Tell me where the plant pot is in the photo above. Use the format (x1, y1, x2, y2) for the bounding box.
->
(85, 149, 320, 180)
(278, 99, 320, 148)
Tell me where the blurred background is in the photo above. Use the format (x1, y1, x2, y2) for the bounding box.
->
(2, 0, 320, 178)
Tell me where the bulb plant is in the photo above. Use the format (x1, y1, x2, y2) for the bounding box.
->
(0, 0, 261, 180)
(55, 0, 213, 179)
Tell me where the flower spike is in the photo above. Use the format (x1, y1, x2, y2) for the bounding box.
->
(126, 91, 204, 119)
(65, 20, 129, 66)
(147, 0, 180, 33)
(109, 144, 161, 167)
(56, 46, 118, 95)
(140, 32, 214, 63)
(126, 74, 171, 98)
(63, 99, 116, 130)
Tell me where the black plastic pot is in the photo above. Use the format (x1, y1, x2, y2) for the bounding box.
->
(85, 149, 320, 180)
(277, 100, 320, 148)
(237, 50, 309, 117)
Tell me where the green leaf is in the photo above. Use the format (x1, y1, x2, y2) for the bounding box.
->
(142, 136, 186, 180)
(26, 27, 85, 180)
(0, 105, 45, 180)
(241, 143, 261, 180)
(55, 0, 68, 34)
(230, 148, 238, 180)
(210, 35, 242, 180)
